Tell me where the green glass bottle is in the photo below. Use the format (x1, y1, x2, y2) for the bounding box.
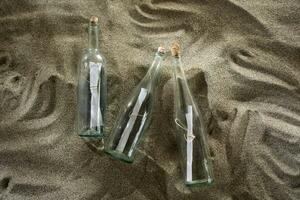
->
(77, 16, 106, 138)
(171, 43, 214, 186)
(105, 47, 165, 162)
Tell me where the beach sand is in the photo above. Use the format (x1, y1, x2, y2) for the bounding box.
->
(0, 0, 299, 199)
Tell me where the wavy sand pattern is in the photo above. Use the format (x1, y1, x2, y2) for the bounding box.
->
(0, 0, 299, 199)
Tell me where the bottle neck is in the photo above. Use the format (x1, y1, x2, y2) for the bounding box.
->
(173, 55, 191, 117)
(173, 55, 191, 103)
(151, 52, 164, 73)
(173, 56, 185, 78)
(88, 24, 99, 50)
(149, 52, 164, 84)
(142, 51, 164, 91)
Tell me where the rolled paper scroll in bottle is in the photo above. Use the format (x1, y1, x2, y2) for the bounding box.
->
(185, 105, 195, 182)
(128, 110, 147, 157)
(116, 88, 148, 153)
(89, 61, 103, 130)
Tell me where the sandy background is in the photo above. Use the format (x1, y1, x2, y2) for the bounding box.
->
(0, 0, 299, 199)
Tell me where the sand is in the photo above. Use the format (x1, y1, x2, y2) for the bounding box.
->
(0, 0, 299, 199)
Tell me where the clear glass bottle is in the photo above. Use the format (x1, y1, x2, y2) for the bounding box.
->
(77, 16, 106, 138)
(105, 47, 165, 163)
(171, 43, 214, 186)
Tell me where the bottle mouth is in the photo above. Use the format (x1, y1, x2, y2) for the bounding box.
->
(90, 16, 99, 26)
(157, 46, 165, 53)
(157, 47, 166, 56)
(171, 42, 180, 57)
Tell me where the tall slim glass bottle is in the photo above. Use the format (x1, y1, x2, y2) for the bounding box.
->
(171, 43, 213, 186)
(105, 47, 165, 163)
(77, 16, 106, 138)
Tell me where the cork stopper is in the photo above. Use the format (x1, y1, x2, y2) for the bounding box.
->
(90, 16, 99, 25)
(171, 42, 180, 57)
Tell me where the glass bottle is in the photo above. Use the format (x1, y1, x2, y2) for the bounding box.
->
(171, 43, 213, 186)
(77, 16, 106, 138)
(105, 47, 165, 163)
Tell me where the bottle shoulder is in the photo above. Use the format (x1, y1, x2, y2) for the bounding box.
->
(80, 49, 106, 64)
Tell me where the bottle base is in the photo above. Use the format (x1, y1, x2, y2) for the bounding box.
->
(185, 178, 214, 187)
(104, 149, 133, 163)
(78, 129, 104, 138)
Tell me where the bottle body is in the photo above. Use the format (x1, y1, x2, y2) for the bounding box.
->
(173, 57, 213, 186)
(105, 49, 165, 162)
(77, 17, 106, 138)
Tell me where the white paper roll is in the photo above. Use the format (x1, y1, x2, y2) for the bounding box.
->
(89, 62, 102, 129)
(186, 105, 195, 182)
(116, 88, 148, 153)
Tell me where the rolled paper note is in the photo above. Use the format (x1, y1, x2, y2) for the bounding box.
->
(116, 88, 148, 152)
(89, 62, 102, 129)
(128, 111, 147, 157)
(186, 105, 195, 182)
